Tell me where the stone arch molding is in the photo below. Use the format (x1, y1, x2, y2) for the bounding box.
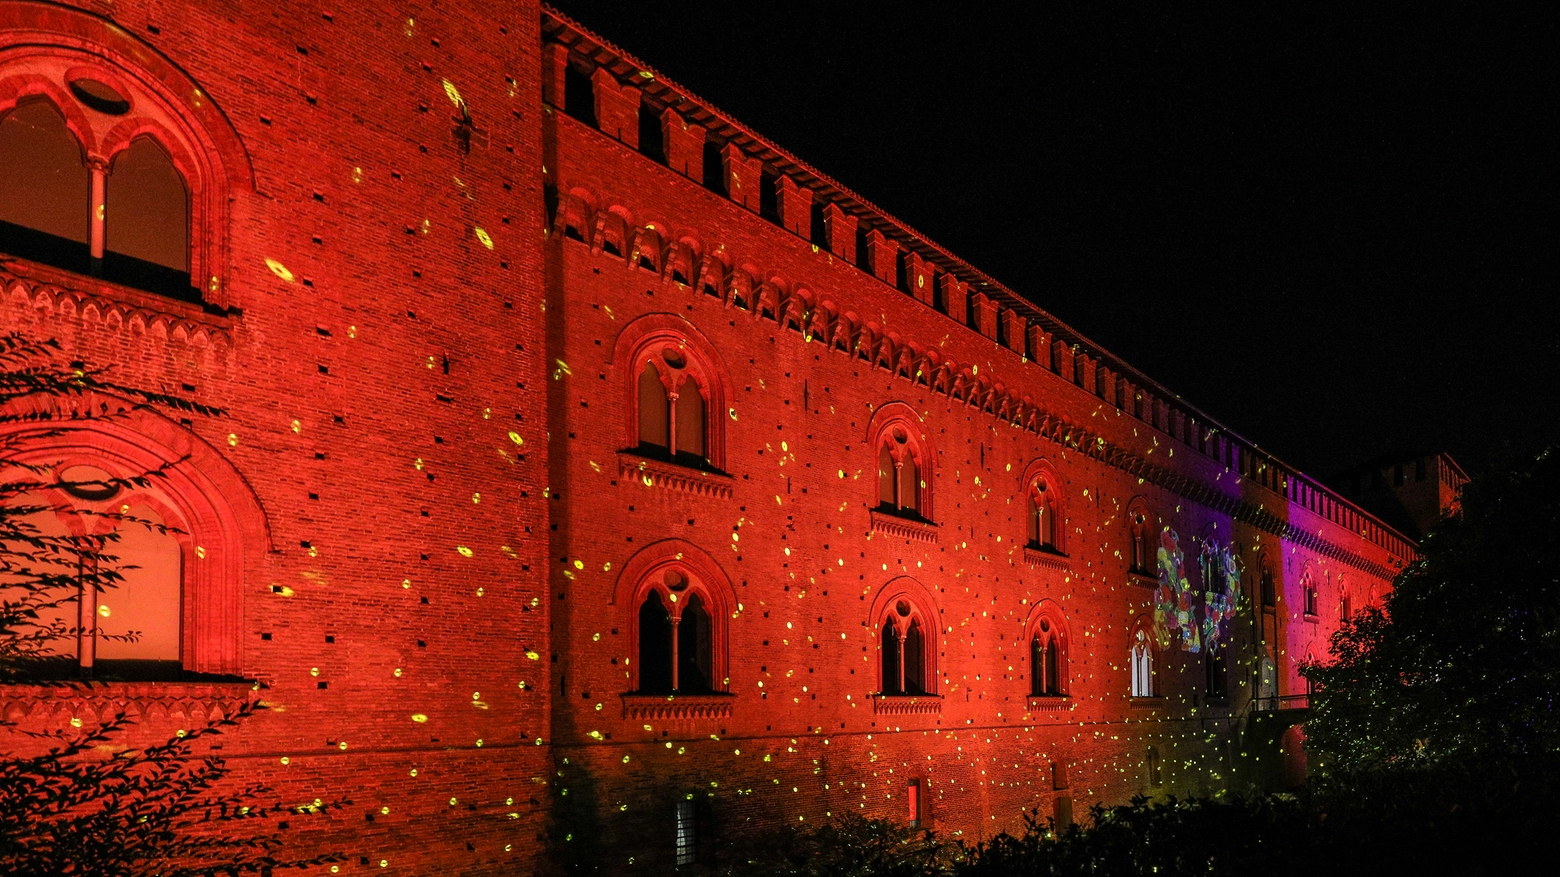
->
(0, 393, 269, 676)
(0, 1, 254, 307)
(612, 538, 737, 691)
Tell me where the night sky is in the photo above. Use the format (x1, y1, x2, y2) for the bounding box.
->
(550, 3, 1555, 479)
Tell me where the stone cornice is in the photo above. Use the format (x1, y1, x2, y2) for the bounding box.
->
(617, 452, 733, 499)
(868, 509, 938, 544)
(621, 693, 733, 722)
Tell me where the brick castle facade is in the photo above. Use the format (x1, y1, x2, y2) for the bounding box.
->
(0, 2, 1416, 873)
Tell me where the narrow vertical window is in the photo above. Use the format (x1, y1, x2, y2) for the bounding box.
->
(94, 505, 182, 671)
(897, 455, 919, 515)
(1131, 628, 1153, 697)
(0, 100, 90, 273)
(906, 779, 921, 828)
(880, 619, 902, 695)
(674, 382, 706, 462)
(677, 593, 712, 693)
(674, 799, 695, 866)
(1147, 747, 1162, 787)
(877, 445, 896, 509)
(637, 361, 670, 451)
(104, 136, 190, 296)
(636, 592, 672, 694)
(1031, 617, 1063, 697)
(1261, 565, 1276, 607)
(903, 619, 925, 695)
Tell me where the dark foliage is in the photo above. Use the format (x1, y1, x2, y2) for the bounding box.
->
(1304, 445, 1560, 767)
(0, 332, 344, 875)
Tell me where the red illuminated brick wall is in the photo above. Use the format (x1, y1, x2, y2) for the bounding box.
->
(0, 2, 1413, 874)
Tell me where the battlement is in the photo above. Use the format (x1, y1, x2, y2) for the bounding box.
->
(539, 5, 1417, 566)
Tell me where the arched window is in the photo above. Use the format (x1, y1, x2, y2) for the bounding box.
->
(1019, 461, 1065, 555)
(104, 135, 189, 293)
(1260, 562, 1277, 607)
(632, 572, 717, 694)
(1127, 506, 1150, 574)
(1302, 571, 1318, 616)
(0, 99, 89, 271)
(616, 540, 735, 698)
(871, 578, 939, 698)
(618, 317, 727, 473)
(1025, 602, 1069, 698)
(880, 599, 929, 695)
(1130, 626, 1154, 697)
(1031, 618, 1062, 696)
(0, 10, 252, 306)
(1, 409, 265, 679)
(875, 423, 928, 519)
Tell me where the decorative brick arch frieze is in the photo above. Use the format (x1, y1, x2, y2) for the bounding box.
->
(0, 395, 268, 677)
(0, 1, 255, 309)
(612, 538, 735, 695)
(612, 312, 728, 475)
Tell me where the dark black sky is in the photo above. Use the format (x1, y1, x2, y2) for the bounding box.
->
(551, 3, 1556, 478)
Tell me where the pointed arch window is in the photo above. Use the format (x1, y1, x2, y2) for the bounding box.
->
(1026, 475, 1063, 554)
(632, 569, 720, 695)
(1260, 563, 1277, 608)
(880, 599, 930, 695)
(1026, 605, 1069, 699)
(1128, 508, 1150, 574)
(1031, 618, 1062, 696)
(625, 330, 726, 473)
(1130, 626, 1154, 697)
(875, 425, 927, 520)
(1302, 572, 1318, 617)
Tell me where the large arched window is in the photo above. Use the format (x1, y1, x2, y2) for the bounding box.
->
(1302, 569, 1318, 617)
(1020, 460, 1065, 555)
(1, 405, 266, 678)
(881, 600, 929, 695)
(615, 540, 734, 697)
(616, 316, 727, 473)
(875, 423, 929, 520)
(0, 8, 251, 307)
(871, 578, 939, 698)
(1130, 625, 1155, 697)
(1025, 601, 1069, 698)
(0, 99, 89, 271)
(1260, 561, 1277, 608)
(1127, 503, 1151, 575)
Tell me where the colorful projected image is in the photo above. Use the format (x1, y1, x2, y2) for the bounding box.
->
(1154, 529, 1200, 653)
(1199, 544, 1241, 653)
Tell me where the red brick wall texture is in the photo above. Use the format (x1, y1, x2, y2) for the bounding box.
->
(0, 2, 1411, 874)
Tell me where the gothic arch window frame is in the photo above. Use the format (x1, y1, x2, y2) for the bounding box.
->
(1, 399, 268, 677)
(869, 576, 940, 697)
(1024, 599, 1070, 699)
(1125, 496, 1152, 577)
(1301, 563, 1319, 618)
(0, 5, 254, 308)
(1019, 458, 1066, 555)
(1129, 614, 1157, 698)
(613, 314, 728, 473)
(1257, 550, 1278, 609)
(866, 402, 934, 523)
(612, 539, 735, 696)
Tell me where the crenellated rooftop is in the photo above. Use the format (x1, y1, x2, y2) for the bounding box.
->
(539, 5, 1418, 569)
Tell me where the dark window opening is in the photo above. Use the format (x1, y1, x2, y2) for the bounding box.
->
(1204, 644, 1228, 698)
(702, 141, 726, 194)
(636, 592, 673, 694)
(637, 98, 665, 163)
(880, 621, 901, 695)
(855, 224, 871, 270)
(1261, 567, 1276, 607)
(676, 594, 713, 693)
(563, 63, 597, 126)
(0, 100, 91, 275)
(809, 200, 828, 247)
(759, 170, 779, 223)
(1031, 620, 1062, 696)
(105, 136, 192, 301)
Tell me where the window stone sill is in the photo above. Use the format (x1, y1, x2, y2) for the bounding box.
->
(1128, 571, 1158, 588)
(868, 509, 938, 544)
(871, 694, 942, 715)
(618, 452, 733, 499)
(1026, 695, 1073, 712)
(0, 256, 233, 350)
(0, 679, 261, 724)
(1129, 696, 1165, 709)
(621, 692, 733, 721)
(1023, 546, 1070, 572)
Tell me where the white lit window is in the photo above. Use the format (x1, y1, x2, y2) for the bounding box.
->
(674, 799, 695, 865)
(1131, 628, 1153, 697)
